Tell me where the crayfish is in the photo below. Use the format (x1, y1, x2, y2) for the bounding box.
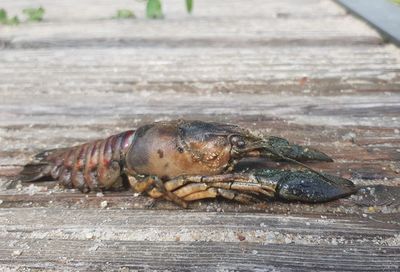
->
(21, 120, 356, 208)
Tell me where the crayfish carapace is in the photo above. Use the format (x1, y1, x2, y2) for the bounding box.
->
(20, 120, 356, 208)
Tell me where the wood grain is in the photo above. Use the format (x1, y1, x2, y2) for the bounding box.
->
(0, 0, 399, 270)
(0, 208, 399, 271)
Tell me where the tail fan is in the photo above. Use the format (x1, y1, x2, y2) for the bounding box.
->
(19, 148, 64, 182)
(19, 163, 52, 182)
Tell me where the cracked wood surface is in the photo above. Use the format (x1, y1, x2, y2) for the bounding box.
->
(1, 208, 399, 271)
(0, 0, 399, 271)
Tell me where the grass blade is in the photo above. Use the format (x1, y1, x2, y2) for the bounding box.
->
(146, 0, 163, 19)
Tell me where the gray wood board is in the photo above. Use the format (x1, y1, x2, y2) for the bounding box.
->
(1, 208, 399, 271)
(0, 0, 400, 271)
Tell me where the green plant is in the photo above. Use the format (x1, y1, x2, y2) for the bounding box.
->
(0, 9, 6, 22)
(186, 0, 193, 13)
(6, 15, 19, 25)
(114, 9, 136, 19)
(145, 0, 193, 19)
(0, 8, 20, 25)
(23, 7, 45, 22)
(146, 0, 163, 19)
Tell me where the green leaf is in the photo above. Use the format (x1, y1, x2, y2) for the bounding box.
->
(390, 0, 400, 5)
(146, 0, 163, 19)
(0, 9, 7, 23)
(114, 9, 136, 19)
(186, 0, 193, 14)
(6, 15, 20, 25)
(0, 9, 19, 25)
(23, 7, 45, 22)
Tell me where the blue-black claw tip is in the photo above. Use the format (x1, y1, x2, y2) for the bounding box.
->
(276, 171, 356, 203)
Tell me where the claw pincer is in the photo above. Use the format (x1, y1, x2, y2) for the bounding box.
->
(262, 136, 333, 162)
(20, 120, 356, 207)
(254, 169, 356, 203)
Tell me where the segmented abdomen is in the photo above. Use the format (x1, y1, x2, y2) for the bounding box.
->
(41, 130, 135, 191)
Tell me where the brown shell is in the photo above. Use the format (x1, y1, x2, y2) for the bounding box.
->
(41, 130, 135, 191)
(125, 121, 233, 179)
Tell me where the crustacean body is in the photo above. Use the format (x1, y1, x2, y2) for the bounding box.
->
(20, 120, 356, 207)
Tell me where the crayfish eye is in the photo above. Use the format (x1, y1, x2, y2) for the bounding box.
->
(230, 135, 246, 149)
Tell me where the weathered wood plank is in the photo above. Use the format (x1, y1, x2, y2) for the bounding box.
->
(0, 0, 381, 49)
(1, 117, 399, 184)
(0, 0, 399, 270)
(1, 183, 400, 215)
(0, 0, 351, 21)
(2, 239, 398, 271)
(0, 208, 399, 271)
(1, 47, 399, 92)
(1, 90, 400, 127)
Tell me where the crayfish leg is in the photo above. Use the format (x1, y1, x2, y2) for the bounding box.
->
(183, 187, 258, 204)
(128, 175, 188, 208)
(150, 173, 273, 206)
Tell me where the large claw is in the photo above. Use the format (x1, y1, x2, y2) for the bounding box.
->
(255, 169, 356, 203)
(262, 136, 333, 162)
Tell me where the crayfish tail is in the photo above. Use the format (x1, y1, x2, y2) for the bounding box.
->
(18, 163, 51, 182)
(19, 130, 136, 191)
(19, 163, 51, 182)
(19, 148, 62, 182)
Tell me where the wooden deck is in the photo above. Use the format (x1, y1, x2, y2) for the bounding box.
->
(0, 0, 399, 271)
